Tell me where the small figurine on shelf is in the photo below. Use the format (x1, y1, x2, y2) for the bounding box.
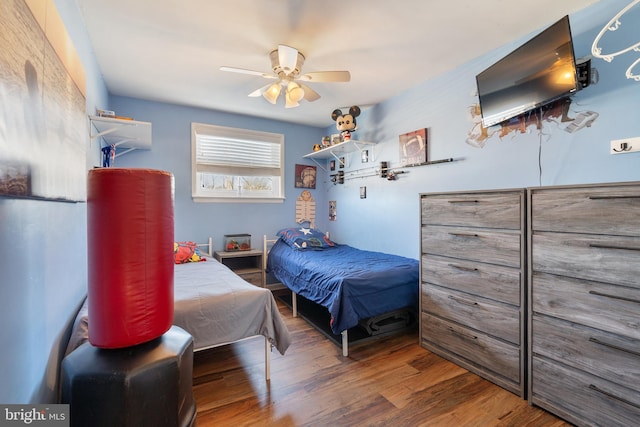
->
(101, 144, 116, 167)
(331, 105, 361, 142)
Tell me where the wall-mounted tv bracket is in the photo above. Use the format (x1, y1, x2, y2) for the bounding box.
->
(576, 57, 598, 89)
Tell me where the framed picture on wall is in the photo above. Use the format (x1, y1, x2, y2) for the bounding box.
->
(329, 200, 336, 221)
(399, 128, 428, 166)
(295, 164, 316, 189)
(361, 150, 369, 163)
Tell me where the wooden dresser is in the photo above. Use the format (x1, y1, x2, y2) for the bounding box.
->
(528, 182, 640, 426)
(420, 189, 526, 397)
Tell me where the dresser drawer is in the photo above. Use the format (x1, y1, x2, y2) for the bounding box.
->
(421, 254, 521, 306)
(422, 284, 520, 344)
(532, 272, 640, 340)
(532, 314, 640, 393)
(421, 191, 522, 229)
(531, 356, 640, 427)
(421, 313, 520, 383)
(531, 231, 640, 288)
(422, 225, 521, 268)
(531, 184, 640, 237)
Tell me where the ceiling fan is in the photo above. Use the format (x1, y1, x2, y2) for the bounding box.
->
(220, 45, 351, 108)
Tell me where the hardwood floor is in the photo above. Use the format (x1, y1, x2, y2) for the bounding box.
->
(193, 299, 569, 427)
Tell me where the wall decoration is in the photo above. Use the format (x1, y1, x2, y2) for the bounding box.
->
(331, 106, 361, 142)
(361, 150, 369, 163)
(399, 128, 428, 166)
(295, 164, 316, 189)
(0, 161, 31, 196)
(295, 190, 316, 228)
(0, 0, 87, 201)
(591, 0, 640, 82)
(330, 170, 344, 185)
(466, 96, 599, 148)
(329, 200, 336, 221)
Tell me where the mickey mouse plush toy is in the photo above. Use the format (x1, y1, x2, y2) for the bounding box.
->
(331, 105, 361, 141)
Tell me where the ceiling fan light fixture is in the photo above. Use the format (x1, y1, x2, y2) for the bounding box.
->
(222, 44, 349, 107)
(285, 90, 300, 108)
(263, 82, 281, 104)
(287, 82, 304, 103)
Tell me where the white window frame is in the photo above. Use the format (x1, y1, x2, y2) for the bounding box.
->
(191, 123, 285, 203)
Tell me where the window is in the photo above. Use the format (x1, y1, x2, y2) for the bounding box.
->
(192, 123, 284, 202)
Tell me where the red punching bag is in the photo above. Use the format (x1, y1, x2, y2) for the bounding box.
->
(87, 168, 174, 348)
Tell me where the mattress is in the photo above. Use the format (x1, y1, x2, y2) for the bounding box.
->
(266, 239, 419, 334)
(66, 257, 291, 356)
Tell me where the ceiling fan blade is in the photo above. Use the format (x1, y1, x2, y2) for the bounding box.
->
(278, 45, 299, 75)
(220, 66, 275, 79)
(299, 71, 351, 83)
(299, 83, 321, 102)
(248, 83, 272, 97)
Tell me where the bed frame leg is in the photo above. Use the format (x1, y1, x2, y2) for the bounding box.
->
(264, 337, 271, 381)
(292, 291, 298, 317)
(342, 330, 348, 357)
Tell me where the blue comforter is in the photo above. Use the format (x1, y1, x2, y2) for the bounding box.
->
(266, 239, 419, 334)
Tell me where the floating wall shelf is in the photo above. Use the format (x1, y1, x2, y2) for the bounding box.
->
(89, 115, 152, 157)
(303, 139, 376, 170)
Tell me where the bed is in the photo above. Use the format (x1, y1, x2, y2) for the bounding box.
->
(66, 238, 291, 380)
(265, 228, 419, 356)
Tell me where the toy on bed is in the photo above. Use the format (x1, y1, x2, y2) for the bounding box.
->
(331, 105, 361, 142)
(174, 241, 207, 263)
(265, 226, 418, 356)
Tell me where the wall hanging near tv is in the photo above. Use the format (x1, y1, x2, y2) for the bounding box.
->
(476, 15, 579, 128)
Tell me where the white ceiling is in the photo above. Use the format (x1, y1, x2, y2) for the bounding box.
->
(76, 0, 599, 127)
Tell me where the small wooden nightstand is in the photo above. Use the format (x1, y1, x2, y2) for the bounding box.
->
(214, 249, 264, 287)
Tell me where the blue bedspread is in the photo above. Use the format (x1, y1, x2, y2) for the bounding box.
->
(266, 239, 419, 334)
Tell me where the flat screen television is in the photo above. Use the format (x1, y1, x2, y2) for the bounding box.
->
(476, 15, 578, 128)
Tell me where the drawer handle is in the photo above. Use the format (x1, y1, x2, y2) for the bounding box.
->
(448, 295, 479, 307)
(588, 195, 640, 200)
(448, 263, 479, 273)
(449, 232, 480, 238)
(448, 327, 477, 340)
(588, 384, 640, 410)
(447, 199, 479, 204)
(589, 290, 640, 305)
(589, 337, 640, 358)
(589, 243, 640, 252)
